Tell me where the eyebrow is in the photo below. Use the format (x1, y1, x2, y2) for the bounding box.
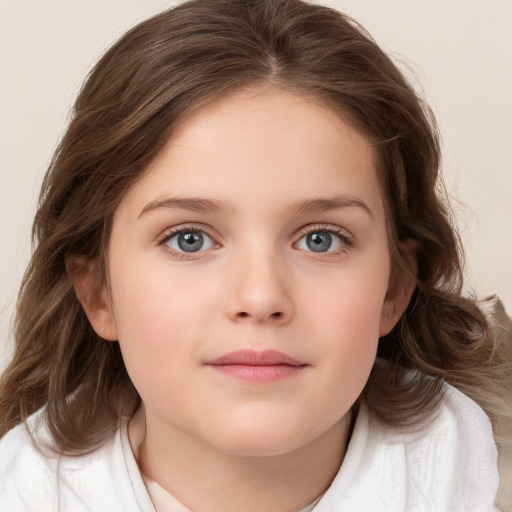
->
(290, 196, 374, 218)
(138, 196, 235, 218)
(138, 195, 373, 219)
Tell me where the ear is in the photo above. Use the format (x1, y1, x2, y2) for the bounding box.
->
(379, 240, 418, 337)
(66, 255, 118, 341)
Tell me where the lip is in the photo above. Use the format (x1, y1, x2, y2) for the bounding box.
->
(205, 349, 307, 383)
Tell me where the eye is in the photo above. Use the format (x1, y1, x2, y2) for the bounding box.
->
(296, 229, 349, 253)
(162, 229, 216, 253)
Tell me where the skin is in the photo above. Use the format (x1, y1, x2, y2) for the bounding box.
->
(72, 88, 414, 511)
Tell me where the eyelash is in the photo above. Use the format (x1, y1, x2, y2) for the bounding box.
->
(294, 224, 354, 254)
(157, 223, 354, 259)
(158, 224, 217, 260)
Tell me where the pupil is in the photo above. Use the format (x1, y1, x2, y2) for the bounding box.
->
(307, 232, 331, 252)
(178, 231, 203, 252)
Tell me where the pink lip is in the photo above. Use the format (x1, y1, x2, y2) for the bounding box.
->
(205, 349, 307, 383)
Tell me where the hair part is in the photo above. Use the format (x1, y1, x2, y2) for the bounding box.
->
(1, 0, 510, 455)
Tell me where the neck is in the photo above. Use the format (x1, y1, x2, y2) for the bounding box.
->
(129, 407, 351, 512)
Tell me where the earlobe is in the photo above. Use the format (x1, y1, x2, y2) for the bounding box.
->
(379, 240, 418, 337)
(66, 256, 118, 341)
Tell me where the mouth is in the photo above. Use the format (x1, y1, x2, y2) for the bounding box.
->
(205, 349, 308, 383)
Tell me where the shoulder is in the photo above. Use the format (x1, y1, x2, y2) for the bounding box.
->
(396, 384, 499, 509)
(0, 412, 142, 512)
(0, 413, 60, 511)
(396, 382, 498, 463)
(317, 383, 499, 512)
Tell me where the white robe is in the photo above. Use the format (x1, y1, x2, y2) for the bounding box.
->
(0, 384, 500, 511)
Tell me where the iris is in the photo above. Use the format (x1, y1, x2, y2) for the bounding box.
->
(306, 232, 332, 252)
(178, 231, 204, 252)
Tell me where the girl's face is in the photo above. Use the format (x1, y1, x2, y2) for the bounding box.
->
(86, 88, 407, 457)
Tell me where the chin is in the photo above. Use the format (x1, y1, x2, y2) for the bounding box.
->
(207, 422, 314, 458)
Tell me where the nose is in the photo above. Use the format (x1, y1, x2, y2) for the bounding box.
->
(224, 248, 294, 325)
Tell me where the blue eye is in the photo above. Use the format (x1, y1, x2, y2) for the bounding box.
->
(164, 230, 215, 253)
(297, 230, 347, 253)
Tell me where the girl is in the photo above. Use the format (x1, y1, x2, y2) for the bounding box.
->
(0, 0, 510, 510)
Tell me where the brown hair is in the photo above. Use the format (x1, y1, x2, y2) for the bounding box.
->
(1, 0, 510, 454)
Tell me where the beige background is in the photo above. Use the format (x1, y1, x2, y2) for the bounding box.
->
(1, 0, 511, 368)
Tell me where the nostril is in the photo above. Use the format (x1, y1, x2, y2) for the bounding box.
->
(235, 311, 284, 320)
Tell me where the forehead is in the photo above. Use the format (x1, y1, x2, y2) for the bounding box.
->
(117, 87, 385, 221)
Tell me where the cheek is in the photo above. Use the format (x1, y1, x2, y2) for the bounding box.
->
(303, 257, 390, 376)
(290, 276, 386, 435)
(109, 261, 220, 370)
(109, 277, 203, 407)
(318, 289, 382, 372)
(307, 259, 390, 334)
